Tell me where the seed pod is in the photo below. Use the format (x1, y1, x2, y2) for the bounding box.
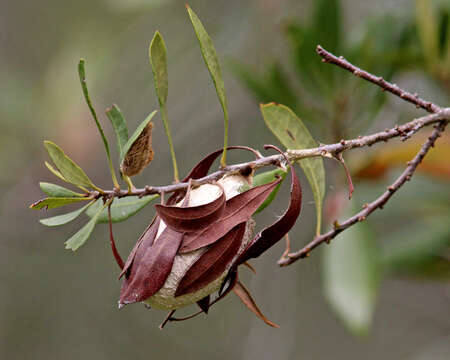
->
(120, 122, 154, 176)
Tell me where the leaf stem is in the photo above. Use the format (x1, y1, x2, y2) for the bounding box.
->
(160, 105, 179, 182)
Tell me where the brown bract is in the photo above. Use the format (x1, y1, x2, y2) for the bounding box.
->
(120, 122, 154, 177)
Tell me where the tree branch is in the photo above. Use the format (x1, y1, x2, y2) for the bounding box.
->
(95, 110, 449, 200)
(278, 121, 447, 266)
(89, 46, 449, 268)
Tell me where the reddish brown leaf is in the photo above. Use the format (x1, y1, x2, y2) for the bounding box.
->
(180, 177, 282, 253)
(155, 187, 226, 233)
(238, 165, 301, 263)
(119, 226, 183, 307)
(196, 295, 210, 314)
(175, 222, 246, 296)
(233, 280, 279, 328)
(119, 216, 161, 279)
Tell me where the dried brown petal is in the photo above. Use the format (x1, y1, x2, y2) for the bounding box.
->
(175, 222, 246, 297)
(233, 280, 279, 328)
(238, 165, 302, 263)
(196, 295, 210, 314)
(119, 216, 160, 279)
(120, 122, 154, 177)
(180, 177, 282, 253)
(119, 226, 183, 307)
(155, 186, 226, 233)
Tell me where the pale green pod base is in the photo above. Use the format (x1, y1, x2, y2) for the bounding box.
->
(144, 174, 254, 311)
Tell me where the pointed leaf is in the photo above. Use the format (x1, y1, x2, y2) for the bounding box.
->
(106, 104, 129, 160)
(30, 197, 90, 210)
(78, 59, 119, 187)
(253, 168, 287, 214)
(233, 280, 279, 328)
(155, 187, 225, 233)
(323, 213, 380, 336)
(120, 110, 157, 165)
(39, 182, 83, 198)
(64, 202, 107, 251)
(119, 226, 183, 306)
(239, 166, 302, 263)
(86, 195, 158, 223)
(120, 121, 154, 177)
(180, 177, 282, 253)
(176, 222, 246, 296)
(186, 5, 229, 166)
(39, 201, 94, 227)
(150, 31, 168, 107)
(44, 141, 96, 188)
(261, 103, 325, 235)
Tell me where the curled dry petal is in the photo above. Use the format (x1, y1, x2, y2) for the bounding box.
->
(180, 177, 282, 253)
(238, 164, 302, 263)
(119, 226, 183, 307)
(175, 222, 247, 296)
(154, 186, 226, 233)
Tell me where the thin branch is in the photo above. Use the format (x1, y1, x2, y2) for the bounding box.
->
(278, 121, 448, 266)
(93, 109, 449, 201)
(316, 45, 441, 114)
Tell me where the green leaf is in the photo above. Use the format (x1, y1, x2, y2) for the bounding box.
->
(39, 182, 82, 198)
(323, 214, 380, 336)
(120, 110, 157, 165)
(416, 0, 439, 68)
(44, 141, 96, 189)
(260, 103, 325, 235)
(64, 202, 107, 251)
(381, 214, 450, 275)
(86, 195, 158, 223)
(186, 5, 229, 167)
(312, 0, 341, 53)
(253, 168, 287, 214)
(39, 201, 94, 227)
(78, 59, 119, 188)
(106, 104, 129, 161)
(150, 31, 168, 106)
(30, 197, 90, 210)
(149, 31, 179, 182)
(45, 161, 68, 183)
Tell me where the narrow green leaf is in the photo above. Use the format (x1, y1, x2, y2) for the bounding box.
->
(39, 182, 83, 198)
(64, 202, 107, 251)
(30, 197, 90, 210)
(120, 110, 157, 164)
(253, 168, 287, 214)
(78, 59, 119, 188)
(86, 195, 158, 223)
(106, 104, 129, 160)
(186, 5, 229, 167)
(312, 0, 341, 53)
(45, 161, 68, 183)
(40, 201, 94, 227)
(44, 141, 96, 189)
(323, 213, 380, 336)
(260, 103, 325, 235)
(149, 31, 179, 182)
(150, 31, 168, 106)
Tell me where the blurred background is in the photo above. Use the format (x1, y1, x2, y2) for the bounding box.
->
(1, 0, 449, 359)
